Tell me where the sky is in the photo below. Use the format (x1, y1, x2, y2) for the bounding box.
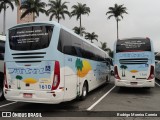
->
(0, 0, 160, 52)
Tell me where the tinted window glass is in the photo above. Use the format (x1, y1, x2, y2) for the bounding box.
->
(58, 29, 106, 61)
(116, 39, 151, 53)
(71, 35, 83, 57)
(9, 25, 53, 51)
(155, 55, 160, 61)
(63, 46, 77, 56)
(0, 41, 5, 60)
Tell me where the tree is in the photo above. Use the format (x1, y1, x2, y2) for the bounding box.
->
(99, 42, 111, 52)
(120, 65, 125, 77)
(106, 4, 128, 40)
(108, 50, 113, 58)
(123, 65, 128, 77)
(47, 0, 70, 23)
(85, 32, 98, 43)
(120, 65, 128, 77)
(0, 0, 19, 35)
(16, 75, 23, 89)
(73, 26, 86, 36)
(20, 0, 47, 21)
(71, 3, 90, 36)
(99, 41, 113, 58)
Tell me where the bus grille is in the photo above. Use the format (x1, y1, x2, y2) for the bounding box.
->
(12, 52, 46, 63)
(119, 58, 148, 64)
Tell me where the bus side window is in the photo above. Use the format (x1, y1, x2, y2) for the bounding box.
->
(57, 37, 62, 52)
(71, 36, 83, 58)
(75, 47, 82, 57)
(0, 54, 4, 60)
(82, 43, 96, 61)
(63, 46, 77, 56)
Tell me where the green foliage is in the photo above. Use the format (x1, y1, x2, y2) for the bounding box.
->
(75, 58, 83, 71)
(16, 75, 23, 80)
(73, 26, 86, 36)
(20, 0, 47, 21)
(0, 0, 14, 12)
(71, 3, 90, 20)
(71, 3, 90, 36)
(106, 4, 128, 21)
(106, 4, 128, 39)
(47, 0, 70, 23)
(85, 32, 98, 43)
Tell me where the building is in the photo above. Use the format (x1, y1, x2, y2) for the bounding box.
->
(17, 0, 33, 24)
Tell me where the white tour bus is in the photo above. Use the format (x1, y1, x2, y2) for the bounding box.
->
(4, 21, 111, 104)
(0, 35, 5, 100)
(114, 37, 155, 88)
(155, 52, 160, 80)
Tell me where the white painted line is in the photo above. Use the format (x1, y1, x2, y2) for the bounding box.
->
(87, 86, 116, 111)
(0, 101, 17, 108)
(155, 82, 160, 87)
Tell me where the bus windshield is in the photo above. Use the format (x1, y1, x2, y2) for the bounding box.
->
(9, 25, 54, 51)
(116, 39, 151, 53)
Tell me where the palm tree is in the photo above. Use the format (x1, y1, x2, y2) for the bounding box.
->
(99, 41, 113, 57)
(0, 0, 19, 35)
(20, 0, 47, 21)
(106, 4, 128, 40)
(99, 42, 111, 52)
(47, 0, 70, 23)
(85, 32, 98, 43)
(71, 3, 90, 36)
(73, 26, 86, 36)
(108, 50, 113, 58)
(123, 65, 128, 77)
(120, 65, 125, 77)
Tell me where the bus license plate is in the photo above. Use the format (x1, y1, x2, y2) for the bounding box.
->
(130, 82, 137, 85)
(23, 93, 32, 98)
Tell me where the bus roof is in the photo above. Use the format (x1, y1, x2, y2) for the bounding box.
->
(117, 37, 150, 41)
(9, 21, 110, 58)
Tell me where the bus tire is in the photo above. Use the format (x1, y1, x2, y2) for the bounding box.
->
(80, 81, 88, 100)
(106, 75, 110, 83)
(0, 73, 5, 101)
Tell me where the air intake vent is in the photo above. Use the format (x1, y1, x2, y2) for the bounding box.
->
(12, 52, 46, 62)
(119, 58, 148, 64)
(12, 52, 46, 55)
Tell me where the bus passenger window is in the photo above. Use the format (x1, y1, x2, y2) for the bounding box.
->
(63, 46, 77, 56)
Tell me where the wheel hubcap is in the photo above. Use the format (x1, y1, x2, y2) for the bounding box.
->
(83, 86, 87, 97)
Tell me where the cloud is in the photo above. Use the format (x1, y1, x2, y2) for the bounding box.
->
(0, 0, 160, 52)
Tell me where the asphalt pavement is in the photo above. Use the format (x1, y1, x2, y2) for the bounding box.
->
(0, 77, 160, 120)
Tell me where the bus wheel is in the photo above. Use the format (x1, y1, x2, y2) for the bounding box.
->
(106, 75, 110, 83)
(0, 74, 4, 101)
(0, 86, 4, 101)
(80, 82, 88, 100)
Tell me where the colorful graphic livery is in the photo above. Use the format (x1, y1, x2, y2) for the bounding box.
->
(4, 21, 111, 104)
(114, 38, 155, 88)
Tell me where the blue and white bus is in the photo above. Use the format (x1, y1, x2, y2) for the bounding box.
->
(114, 37, 155, 88)
(155, 52, 160, 80)
(4, 21, 111, 104)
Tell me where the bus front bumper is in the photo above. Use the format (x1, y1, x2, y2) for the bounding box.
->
(4, 89, 64, 104)
(115, 79, 155, 88)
